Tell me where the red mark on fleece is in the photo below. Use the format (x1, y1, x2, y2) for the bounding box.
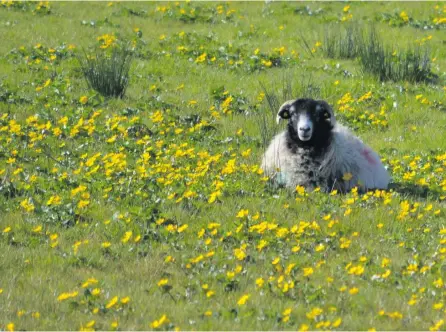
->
(361, 148, 377, 165)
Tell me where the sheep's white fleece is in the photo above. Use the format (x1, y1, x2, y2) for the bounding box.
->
(261, 124, 390, 191)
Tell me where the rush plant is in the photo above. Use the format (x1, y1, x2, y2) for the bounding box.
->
(78, 46, 133, 98)
(358, 29, 435, 83)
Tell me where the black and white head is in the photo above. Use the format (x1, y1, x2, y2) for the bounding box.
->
(277, 98, 336, 149)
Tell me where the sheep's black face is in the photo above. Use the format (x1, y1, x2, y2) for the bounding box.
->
(278, 98, 335, 150)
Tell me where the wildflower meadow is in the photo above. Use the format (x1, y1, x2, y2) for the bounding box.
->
(0, 1, 445, 331)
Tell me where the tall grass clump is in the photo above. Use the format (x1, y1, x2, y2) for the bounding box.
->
(323, 24, 360, 59)
(78, 46, 133, 98)
(321, 25, 436, 83)
(358, 29, 435, 83)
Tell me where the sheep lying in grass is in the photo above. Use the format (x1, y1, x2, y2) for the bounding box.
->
(261, 98, 390, 192)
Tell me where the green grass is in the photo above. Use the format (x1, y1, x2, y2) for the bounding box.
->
(0, 1, 445, 331)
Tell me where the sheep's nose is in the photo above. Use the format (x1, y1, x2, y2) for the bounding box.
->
(299, 126, 311, 133)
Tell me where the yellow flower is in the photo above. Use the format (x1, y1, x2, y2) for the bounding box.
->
(32, 225, 42, 233)
(157, 278, 169, 287)
(121, 231, 132, 243)
(105, 296, 118, 309)
(299, 324, 309, 331)
(430, 320, 444, 331)
(47, 195, 61, 206)
(292, 245, 301, 252)
(400, 11, 409, 22)
(81, 278, 98, 288)
(347, 264, 364, 276)
(315, 243, 325, 252)
(236, 209, 249, 218)
(332, 318, 342, 328)
(387, 311, 403, 319)
(237, 294, 250, 306)
(241, 148, 251, 157)
(340, 237, 351, 248)
(195, 53, 207, 63)
(150, 314, 168, 329)
(57, 291, 78, 301)
(306, 307, 323, 320)
(208, 190, 221, 204)
(261, 59, 272, 67)
(256, 277, 264, 288)
(381, 257, 391, 267)
(433, 278, 443, 288)
(234, 248, 246, 261)
(303, 267, 314, 277)
(6, 323, 14, 332)
(177, 224, 188, 233)
(20, 199, 35, 212)
(349, 287, 359, 295)
(79, 96, 88, 104)
(91, 288, 101, 296)
(381, 269, 391, 279)
(433, 302, 443, 310)
(77, 200, 90, 209)
(97, 33, 116, 49)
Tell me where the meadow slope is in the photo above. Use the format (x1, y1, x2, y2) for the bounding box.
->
(0, 1, 445, 331)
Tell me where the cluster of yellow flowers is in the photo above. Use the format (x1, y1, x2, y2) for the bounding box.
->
(97, 34, 116, 49)
(336, 91, 388, 128)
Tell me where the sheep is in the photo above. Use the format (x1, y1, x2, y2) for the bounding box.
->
(260, 98, 390, 192)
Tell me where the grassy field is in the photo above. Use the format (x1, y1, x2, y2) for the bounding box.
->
(0, 1, 445, 331)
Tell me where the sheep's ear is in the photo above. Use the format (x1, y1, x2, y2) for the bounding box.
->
(317, 100, 336, 125)
(276, 100, 294, 124)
